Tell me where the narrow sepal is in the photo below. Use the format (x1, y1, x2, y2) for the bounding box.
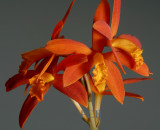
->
(111, 0, 121, 37)
(124, 78, 153, 84)
(93, 0, 110, 24)
(103, 91, 144, 101)
(62, 0, 75, 23)
(108, 41, 126, 74)
(19, 95, 39, 129)
(51, 0, 75, 39)
(125, 92, 144, 101)
(51, 20, 63, 40)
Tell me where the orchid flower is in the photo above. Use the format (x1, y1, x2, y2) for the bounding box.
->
(6, 0, 88, 128)
(90, 1, 153, 124)
(44, 3, 153, 129)
(93, 0, 152, 77)
(5, 0, 152, 130)
(45, 0, 152, 105)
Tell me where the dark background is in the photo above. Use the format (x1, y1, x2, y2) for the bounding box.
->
(0, 0, 159, 130)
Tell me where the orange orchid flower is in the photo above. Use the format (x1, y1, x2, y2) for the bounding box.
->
(6, 60, 88, 128)
(5, 1, 153, 130)
(45, 0, 153, 104)
(6, 0, 88, 128)
(93, 0, 152, 77)
(45, 34, 125, 103)
(92, 0, 152, 102)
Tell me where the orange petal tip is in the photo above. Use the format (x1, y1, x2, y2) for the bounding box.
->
(53, 74, 88, 107)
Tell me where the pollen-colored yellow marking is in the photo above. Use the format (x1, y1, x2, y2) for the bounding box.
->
(92, 61, 108, 93)
(131, 49, 144, 69)
(29, 84, 45, 101)
(29, 73, 54, 101)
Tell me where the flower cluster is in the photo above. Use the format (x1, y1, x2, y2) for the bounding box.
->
(6, 0, 152, 129)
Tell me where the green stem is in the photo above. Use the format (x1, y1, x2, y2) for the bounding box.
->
(94, 94, 103, 127)
(84, 74, 97, 130)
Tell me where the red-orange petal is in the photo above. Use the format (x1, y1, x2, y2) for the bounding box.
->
(93, 20, 113, 40)
(19, 83, 51, 128)
(45, 39, 92, 55)
(111, 0, 121, 37)
(51, 0, 75, 39)
(118, 34, 142, 48)
(53, 74, 88, 107)
(105, 60, 125, 104)
(123, 78, 153, 84)
(63, 56, 94, 87)
(19, 48, 52, 74)
(54, 54, 88, 73)
(102, 91, 144, 101)
(51, 20, 64, 40)
(125, 92, 144, 101)
(5, 70, 36, 92)
(19, 95, 39, 129)
(93, 0, 110, 24)
(62, 0, 75, 23)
